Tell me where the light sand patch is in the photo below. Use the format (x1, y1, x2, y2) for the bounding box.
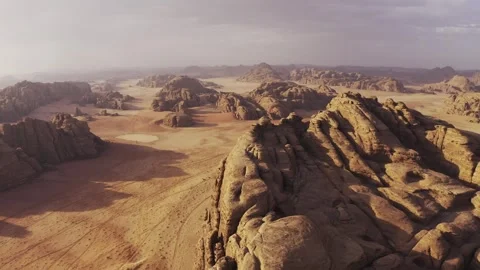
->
(117, 133, 159, 143)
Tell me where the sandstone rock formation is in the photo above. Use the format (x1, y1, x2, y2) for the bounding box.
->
(0, 114, 105, 190)
(162, 112, 194, 127)
(79, 91, 133, 110)
(151, 76, 218, 112)
(445, 93, 480, 122)
(248, 82, 336, 119)
(289, 68, 406, 92)
(422, 75, 478, 94)
(0, 81, 92, 122)
(200, 81, 224, 90)
(471, 72, 480, 86)
(137, 74, 177, 88)
(237, 63, 284, 83)
(196, 92, 480, 270)
(216, 92, 265, 120)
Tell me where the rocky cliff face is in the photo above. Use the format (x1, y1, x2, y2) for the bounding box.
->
(137, 74, 177, 88)
(0, 81, 92, 122)
(248, 82, 336, 119)
(0, 114, 105, 190)
(289, 68, 406, 92)
(445, 93, 480, 122)
(216, 93, 265, 120)
(422, 75, 478, 94)
(151, 76, 218, 112)
(196, 92, 480, 270)
(237, 63, 284, 83)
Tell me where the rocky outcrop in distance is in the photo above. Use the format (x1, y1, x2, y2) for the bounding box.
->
(289, 68, 407, 92)
(421, 75, 478, 94)
(248, 81, 337, 119)
(0, 113, 105, 191)
(445, 93, 480, 122)
(151, 76, 218, 113)
(162, 112, 194, 128)
(237, 63, 284, 83)
(79, 91, 134, 110)
(196, 92, 480, 270)
(470, 72, 480, 86)
(0, 81, 92, 122)
(137, 74, 177, 88)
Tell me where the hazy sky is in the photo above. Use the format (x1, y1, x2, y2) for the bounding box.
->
(0, 0, 479, 75)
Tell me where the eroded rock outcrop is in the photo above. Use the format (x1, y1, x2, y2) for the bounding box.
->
(196, 93, 480, 270)
(151, 76, 218, 112)
(471, 72, 480, 86)
(445, 93, 480, 123)
(422, 75, 478, 94)
(0, 81, 92, 122)
(289, 68, 407, 92)
(237, 63, 284, 83)
(162, 112, 194, 127)
(137, 74, 177, 88)
(216, 92, 265, 120)
(248, 81, 336, 119)
(0, 114, 105, 190)
(79, 91, 133, 110)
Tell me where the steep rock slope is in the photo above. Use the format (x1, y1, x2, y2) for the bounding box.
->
(289, 68, 406, 92)
(248, 82, 336, 119)
(0, 114, 105, 190)
(422, 75, 478, 94)
(0, 81, 92, 122)
(237, 63, 284, 83)
(196, 93, 480, 270)
(445, 93, 480, 122)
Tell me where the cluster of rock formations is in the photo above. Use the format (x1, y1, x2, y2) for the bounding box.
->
(0, 81, 92, 122)
(137, 74, 177, 88)
(289, 68, 407, 92)
(422, 75, 478, 94)
(237, 63, 284, 83)
(196, 92, 480, 270)
(445, 93, 480, 122)
(248, 82, 337, 119)
(216, 92, 265, 121)
(79, 91, 134, 110)
(0, 114, 105, 191)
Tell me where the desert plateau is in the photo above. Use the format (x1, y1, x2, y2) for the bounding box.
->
(1, 1, 480, 269)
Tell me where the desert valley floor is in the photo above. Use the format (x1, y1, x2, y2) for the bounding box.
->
(1, 78, 480, 270)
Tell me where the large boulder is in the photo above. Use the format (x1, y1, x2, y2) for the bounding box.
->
(289, 68, 407, 92)
(163, 112, 194, 128)
(237, 63, 284, 83)
(196, 92, 480, 270)
(0, 81, 92, 122)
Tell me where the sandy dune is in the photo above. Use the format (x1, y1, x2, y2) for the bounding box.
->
(1, 78, 480, 269)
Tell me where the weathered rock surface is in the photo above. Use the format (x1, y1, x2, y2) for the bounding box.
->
(471, 72, 480, 86)
(289, 68, 407, 92)
(0, 114, 105, 190)
(445, 93, 480, 122)
(237, 63, 284, 83)
(151, 76, 218, 112)
(216, 92, 265, 120)
(0, 81, 92, 122)
(248, 81, 336, 119)
(79, 91, 132, 110)
(137, 74, 177, 88)
(162, 112, 194, 127)
(422, 75, 478, 94)
(196, 93, 480, 270)
(200, 81, 224, 90)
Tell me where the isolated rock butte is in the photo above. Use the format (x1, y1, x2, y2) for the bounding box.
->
(445, 93, 480, 122)
(151, 76, 218, 112)
(422, 75, 478, 94)
(196, 92, 480, 270)
(289, 68, 407, 92)
(0, 81, 92, 122)
(162, 112, 194, 127)
(0, 113, 105, 190)
(237, 63, 284, 83)
(248, 81, 337, 119)
(79, 91, 132, 110)
(137, 74, 177, 88)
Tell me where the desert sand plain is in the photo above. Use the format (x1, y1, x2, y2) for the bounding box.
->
(1, 77, 479, 270)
